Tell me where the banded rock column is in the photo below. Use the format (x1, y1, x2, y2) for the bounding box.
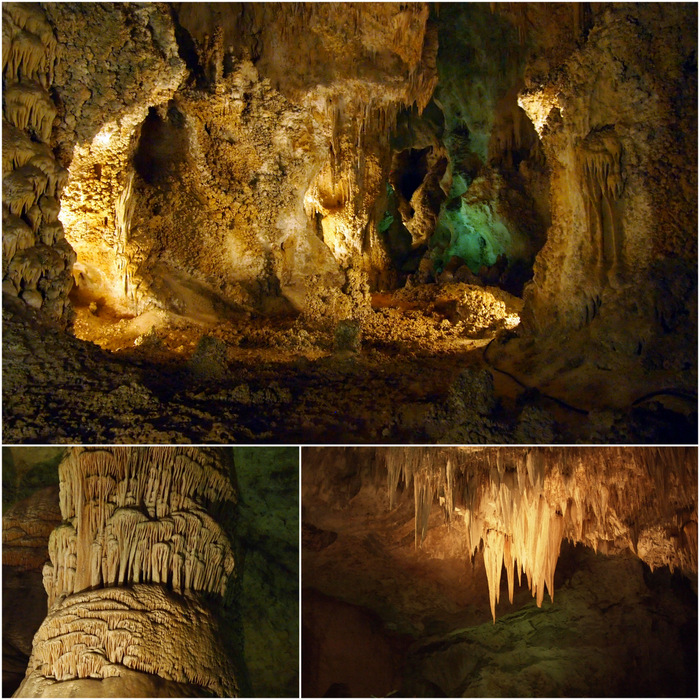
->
(15, 447, 239, 698)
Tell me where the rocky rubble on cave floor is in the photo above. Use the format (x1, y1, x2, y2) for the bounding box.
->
(304, 545, 698, 698)
(2, 287, 695, 444)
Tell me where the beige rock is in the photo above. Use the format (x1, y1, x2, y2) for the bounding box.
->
(16, 447, 240, 698)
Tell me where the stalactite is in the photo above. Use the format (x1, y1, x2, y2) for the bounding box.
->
(382, 447, 698, 622)
(579, 127, 625, 276)
(38, 219, 64, 246)
(2, 211, 35, 264)
(28, 151, 69, 198)
(4, 81, 57, 142)
(44, 447, 236, 604)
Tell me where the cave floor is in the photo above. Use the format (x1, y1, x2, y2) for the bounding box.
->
(2, 285, 695, 444)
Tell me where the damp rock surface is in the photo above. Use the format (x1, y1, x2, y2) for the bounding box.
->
(1, 3, 695, 446)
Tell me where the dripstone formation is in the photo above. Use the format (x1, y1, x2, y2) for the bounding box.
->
(14, 447, 239, 698)
(1, 3, 697, 441)
(302, 446, 698, 697)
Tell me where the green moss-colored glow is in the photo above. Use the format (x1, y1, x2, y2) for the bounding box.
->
(431, 191, 512, 274)
(378, 212, 394, 233)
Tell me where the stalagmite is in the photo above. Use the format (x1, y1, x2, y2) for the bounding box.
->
(382, 447, 698, 622)
(17, 447, 240, 697)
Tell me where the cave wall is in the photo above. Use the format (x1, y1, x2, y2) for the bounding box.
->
(2, 4, 76, 322)
(129, 3, 439, 315)
(513, 3, 697, 370)
(22, 3, 440, 321)
(4, 2, 695, 358)
(41, 2, 186, 315)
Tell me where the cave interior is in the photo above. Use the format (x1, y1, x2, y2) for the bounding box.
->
(2, 445, 300, 698)
(2, 2, 697, 444)
(302, 446, 698, 698)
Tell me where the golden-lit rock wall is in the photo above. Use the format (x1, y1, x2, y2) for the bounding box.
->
(515, 4, 697, 352)
(41, 2, 186, 315)
(126, 3, 438, 316)
(2, 3, 75, 322)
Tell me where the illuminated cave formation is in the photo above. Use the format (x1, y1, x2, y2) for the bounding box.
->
(2, 3, 697, 443)
(14, 447, 239, 697)
(3, 446, 300, 698)
(302, 446, 698, 698)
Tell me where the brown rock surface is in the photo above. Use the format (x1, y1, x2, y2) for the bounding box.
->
(1, 3, 696, 443)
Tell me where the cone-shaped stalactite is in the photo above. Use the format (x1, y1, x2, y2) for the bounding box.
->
(383, 447, 697, 622)
(16, 447, 239, 698)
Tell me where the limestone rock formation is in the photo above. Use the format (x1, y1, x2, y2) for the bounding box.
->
(3, 481, 63, 696)
(302, 446, 698, 697)
(383, 447, 697, 621)
(3, 484, 61, 571)
(1, 3, 696, 443)
(2, 3, 75, 322)
(493, 3, 697, 413)
(15, 446, 239, 698)
(3, 447, 299, 698)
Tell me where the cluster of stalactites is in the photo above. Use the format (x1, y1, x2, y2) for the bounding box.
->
(43, 447, 237, 608)
(281, 2, 429, 67)
(384, 447, 698, 623)
(579, 127, 624, 202)
(2, 3, 76, 319)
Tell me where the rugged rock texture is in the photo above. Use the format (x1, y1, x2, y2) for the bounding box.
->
(3, 481, 63, 697)
(14, 446, 240, 698)
(3, 447, 298, 698)
(493, 3, 698, 414)
(42, 2, 186, 315)
(2, 3, 76, 321)
(302, 446, 698, 697)
(2, 3, 696, 443)
(3, 483, 61, 571)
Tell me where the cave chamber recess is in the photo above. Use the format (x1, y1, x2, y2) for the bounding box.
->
(1, 2, 696, 445)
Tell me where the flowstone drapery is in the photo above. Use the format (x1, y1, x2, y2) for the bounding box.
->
(2, 3, 75, 321)
(15, 447, 239, 698)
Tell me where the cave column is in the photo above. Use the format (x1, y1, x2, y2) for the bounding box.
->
(15, 447, 240, 698)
